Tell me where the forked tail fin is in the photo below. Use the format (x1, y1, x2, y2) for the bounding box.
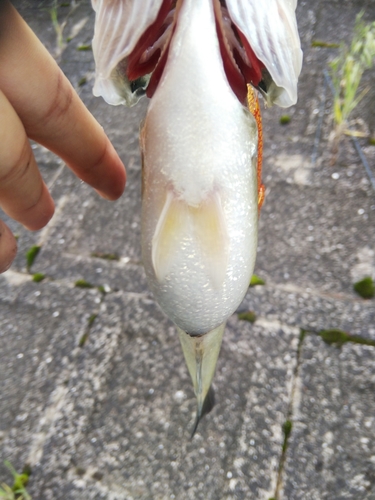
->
(177, 323, 226, 436)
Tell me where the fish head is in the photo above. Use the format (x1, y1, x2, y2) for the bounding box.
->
(91, 0, 302, 108)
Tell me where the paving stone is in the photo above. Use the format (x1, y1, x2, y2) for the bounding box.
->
(280, 334, 375, 500)
(0, 279, 101, 480)
(2, 0, 375, 498)
(256, 181, 375, 296)
(18, 293, 298, 500)
(240, 283, 375, 340)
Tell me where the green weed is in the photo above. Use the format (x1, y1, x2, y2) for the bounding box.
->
(74, 279, 93, 288)
(250, 274, 265, 286)
(25, 246, 40, 271)
(48, 1, 82, 59)
(319, 328, 375, 347)
(279, 115, 291, 125)
(0, 462, 31, 500)
(76, 44, 92, 51)
(282, 420, 292, 453)
(238, 311, 257, 323)
(353, 276, 375, 299)
(312, 40, 340, 49)
(49, 1, 66, 53)
(78, 77, 87, 87)
(91, 252, 119, 261)
(32, 273, 45, 283)
(329, 12, 375, 151)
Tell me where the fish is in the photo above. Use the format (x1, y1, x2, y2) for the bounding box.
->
(91, 0, 302, 434)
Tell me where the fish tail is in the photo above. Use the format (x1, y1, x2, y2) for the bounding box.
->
(191, 385, 215, 438)
(177, 323, 225, 435)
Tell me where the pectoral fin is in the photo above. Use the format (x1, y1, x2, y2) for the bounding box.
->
(190, 193, 229, 289)
(152, 191, 228, 286)
(152, 191, 188, 282)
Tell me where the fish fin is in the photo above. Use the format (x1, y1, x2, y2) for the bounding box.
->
(152, 191, 188, 282)
(178, 323, 225, 435)
(190, 193, 229, 289)
(92, 0, 164, 105)
(191, 385, 215, 438)
(226, 0, 302, 107)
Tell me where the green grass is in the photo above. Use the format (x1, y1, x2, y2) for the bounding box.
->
(32, 273, 45, 283)
(250, 274, 265, 287)
(329, 12, 375, 146)
(74, 279, 93, 288)
(76, 44, 92, 51)
(91, 252, 119, 261)
(78, 77, 87, 87)
(312, 40, 340, 49)
(279, 115, 291, 125)
(282, 420, 293, 453)
(78, 332, 89, 347)
(0, 462, 31, 499)
(319, 328, 375, 347)
(26, 246, 40, 271)
(88, 313, 97, 327)
(49, 1, 65, 52)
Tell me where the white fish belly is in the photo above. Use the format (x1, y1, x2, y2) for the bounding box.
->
(140, 0, 259, 335)
(141, 157, 258, 335)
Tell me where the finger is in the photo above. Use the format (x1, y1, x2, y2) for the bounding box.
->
(0, 219, 18, 273)
(0, 2, 126, 201)
(0, 89, 55, 230)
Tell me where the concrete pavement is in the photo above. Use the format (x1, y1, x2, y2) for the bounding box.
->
(1, 1, 375, 498)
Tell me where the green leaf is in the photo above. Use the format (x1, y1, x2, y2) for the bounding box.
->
(26, 245, 40, 270)
(250, 274, 265, 286)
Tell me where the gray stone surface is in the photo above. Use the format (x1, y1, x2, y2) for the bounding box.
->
(280, 335, 375, 500)
(1, 0, 375, 499)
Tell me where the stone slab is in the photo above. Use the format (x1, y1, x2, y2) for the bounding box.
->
(1, 1, 375, 499)
(280, 334, 375, 500)
(21, 291, 297, 500)
(240, 283, 375, 340)
(0, 278, 101, 481)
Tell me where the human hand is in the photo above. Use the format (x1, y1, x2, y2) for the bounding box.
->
(0, 1, 126, 273)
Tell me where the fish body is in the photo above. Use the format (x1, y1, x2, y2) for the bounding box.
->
(141, 0, 258, 336)
(91, 0, 302, 432)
